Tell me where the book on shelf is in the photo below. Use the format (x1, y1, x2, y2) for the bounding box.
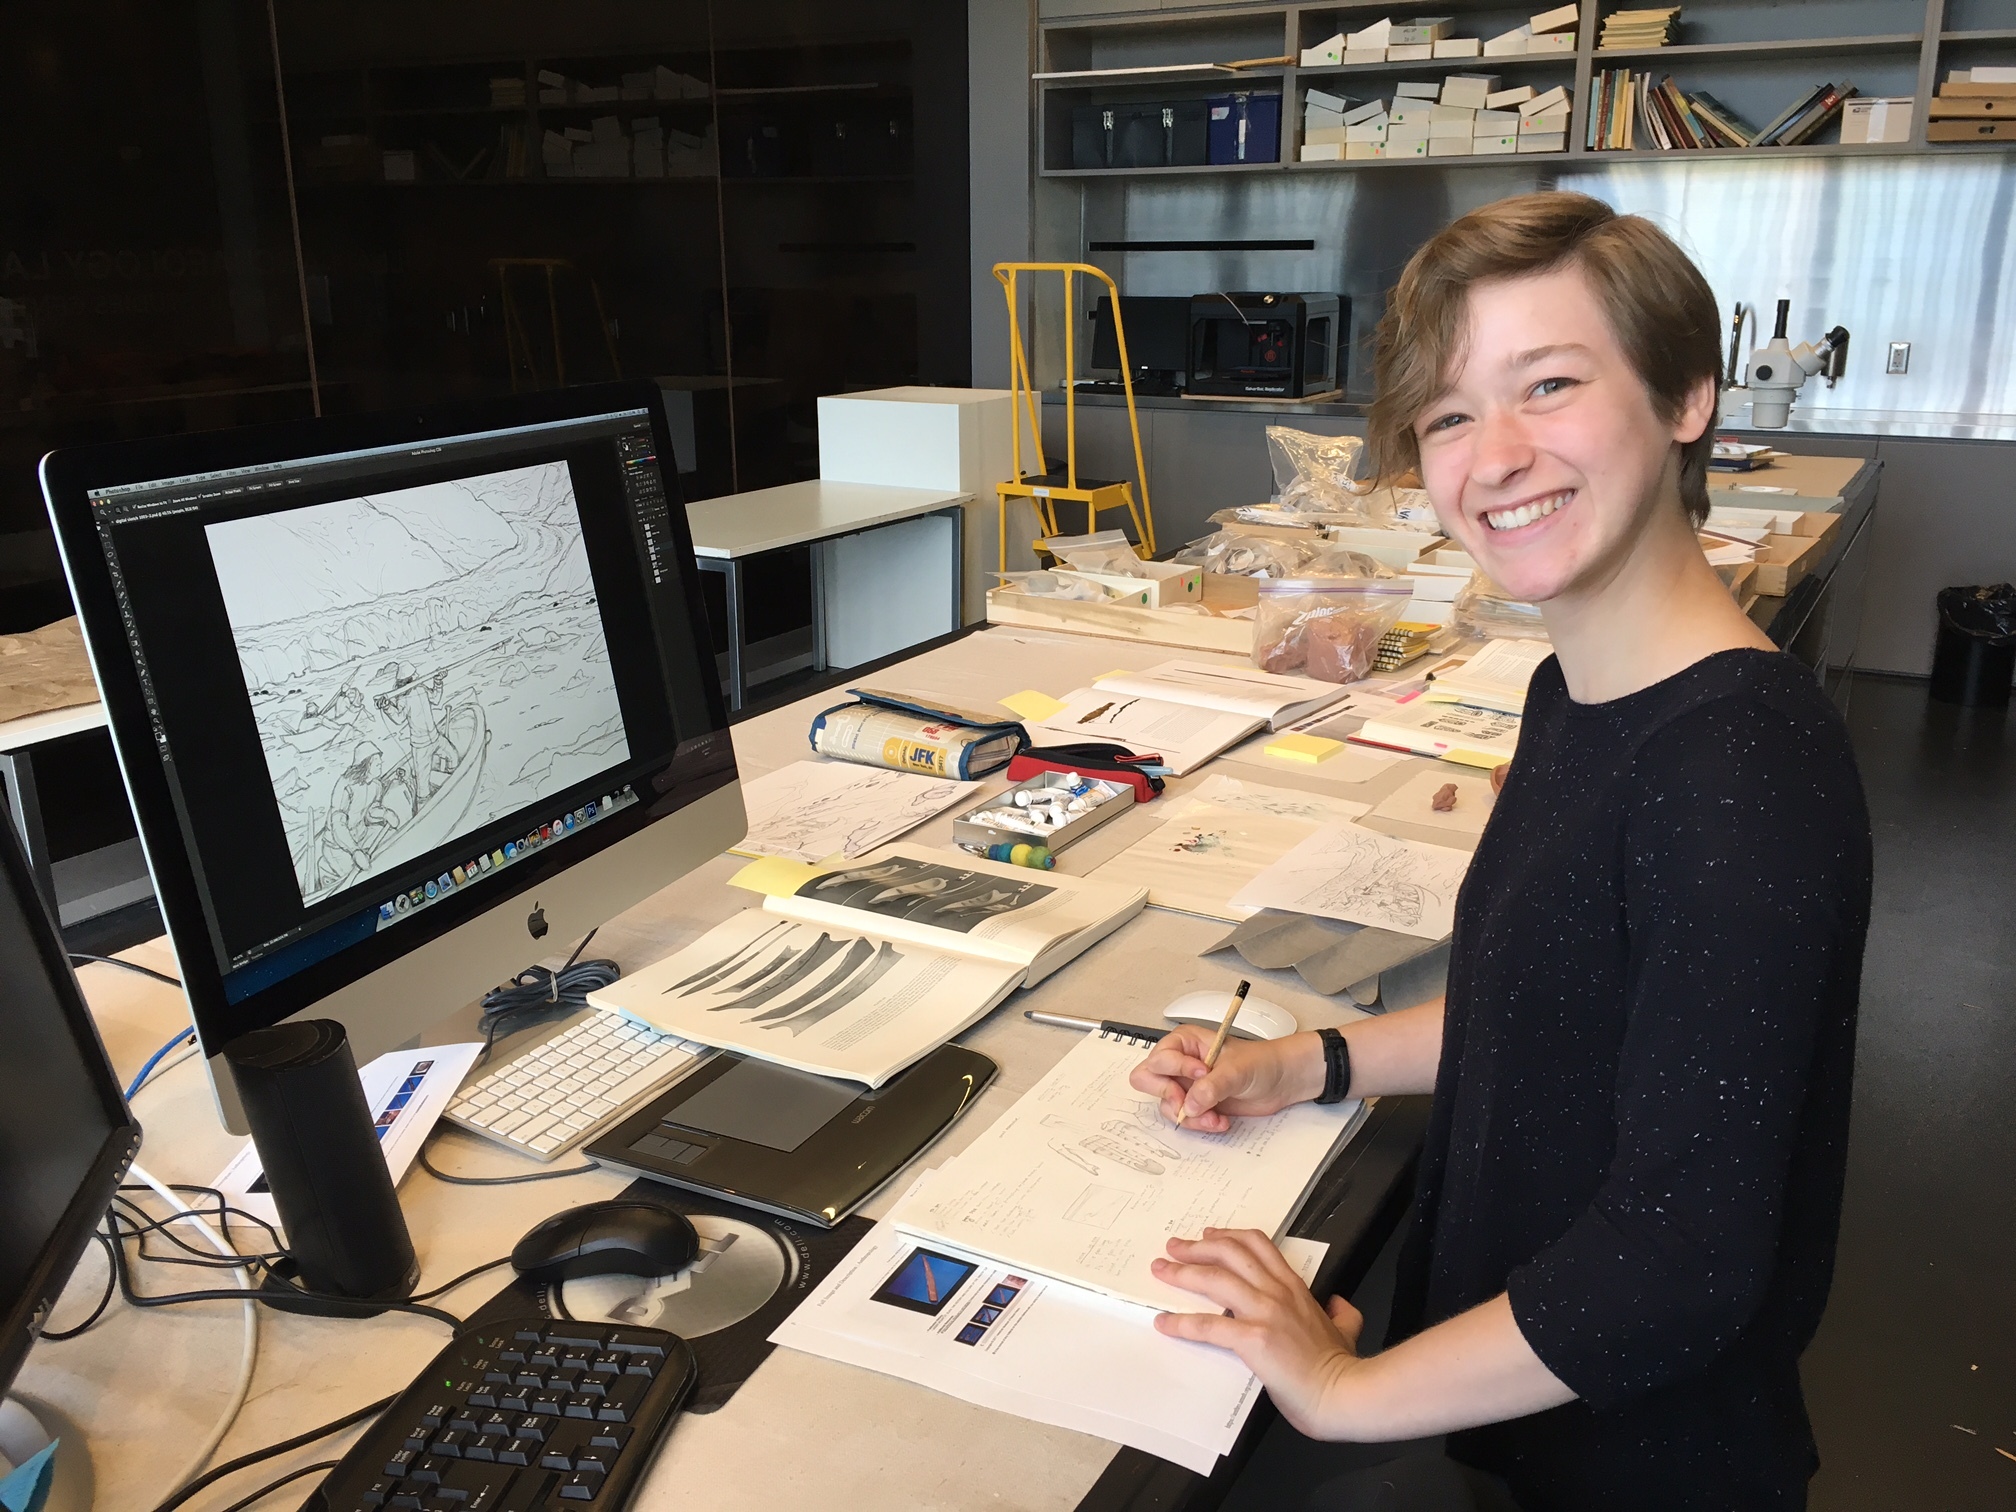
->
(1751, 83, 1833, 146)
(1778, 81, 1857, 145)
(1688, 88, 1763, 146)
(1599, 7, 1681, 49)
(591, 844, 1148, 1086)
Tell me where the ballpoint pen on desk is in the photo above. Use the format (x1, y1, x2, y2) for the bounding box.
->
(1177, 980, 1249, 1128)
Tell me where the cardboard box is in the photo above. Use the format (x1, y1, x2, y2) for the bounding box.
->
(1521, 109, 1570, 133)
(1390, 105, 1436, 124)
(1530, 4, 1579, 33)
(1440, 75, 1500, 108)
(1386, 135, 1430, 156)
(1326, 525, 1446, 569)
(1485, 25, 1531, 55)
(1388, 43, 1435, 61)
(1396, 81, 1442, 99)
(1345, 48, 1388, 66)
(1527, 30, 1575, 53)
(1053, 559, 1202, 608)
(1301, 34, 1346, 67)
(1487, 85, 1537, 108)
(1930, 119, 2016, 140)
(1346, 121, 1390, 142)
(1477, 109, 1521, 131)
(1927, 94, 2016, 117)
(1472, 133, 1519, 154)
(1943, 79, 2016, 98)
(1307, 86, 1350, 113)
(1516, 132, 1567, 152)
(1750, 532, 1829, 597)
(1349, 19, 1393, 49)
(1431, 116, 1477, 138)
(1300, 142, 1344, 161)
(1521, 86, 1571, 115)
(1344, 98, 1388, 124)
(1345, 140, 1385, 158)
(1843, 97, 1915, 142)
(1305, 125, 1349, 145)
(1434, 38, 1483, 58)
(1390, 19, 1455, 45)
(986, 582, 1253, 656)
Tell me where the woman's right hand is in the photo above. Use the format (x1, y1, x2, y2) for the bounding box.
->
(1128, 1027, 1326, 1133)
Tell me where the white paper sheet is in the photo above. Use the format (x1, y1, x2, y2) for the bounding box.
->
(731, 761, 980, 863)
(1230, 820, 1471, 940)
(1088, 775, 1370, 921)
(772, 1180, 1330, 1474)
(1030, 690, 1264, 777)
(1361, 767, 1496, 843)
(889, 1032, 1363, 1313)
(213, 1041, 482, 1236)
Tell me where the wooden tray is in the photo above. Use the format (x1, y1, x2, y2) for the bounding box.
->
(986, 579, 1255, 654)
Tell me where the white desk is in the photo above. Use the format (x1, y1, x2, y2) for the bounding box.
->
(685, 480, 970, 710)
(21, 626, 1440, 1512)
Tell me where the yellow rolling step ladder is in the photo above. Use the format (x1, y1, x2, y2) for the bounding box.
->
(993, 262, 1156, 571)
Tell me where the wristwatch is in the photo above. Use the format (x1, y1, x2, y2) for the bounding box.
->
(1314, 1027, 1353, 1104)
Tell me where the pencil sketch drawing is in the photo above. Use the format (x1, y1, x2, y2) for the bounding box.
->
(1231, 821, 1468, 940)
(738, 763, 977, 864)
(205, 461, 630, 906)
(1063, 1184, 1131, 1230)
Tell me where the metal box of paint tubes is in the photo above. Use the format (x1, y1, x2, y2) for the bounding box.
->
(952, 771, 1133, 862)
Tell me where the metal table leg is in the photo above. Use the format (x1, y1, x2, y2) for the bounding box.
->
(723, 558, 747, 712)
(943, 503, 966, 627)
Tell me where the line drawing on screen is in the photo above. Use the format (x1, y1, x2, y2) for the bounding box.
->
(204, 460, 631, 906)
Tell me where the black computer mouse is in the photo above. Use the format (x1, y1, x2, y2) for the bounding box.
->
(510, 1199, 700, 1283)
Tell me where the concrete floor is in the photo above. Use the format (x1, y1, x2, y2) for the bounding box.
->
(1804, 674, 2016, 1510)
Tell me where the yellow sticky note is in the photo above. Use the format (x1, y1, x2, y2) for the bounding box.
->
(1265, 734, 1345, 764)
(1001, 689, 1067, 723)
(728, 855, 825, 897)
(1096, 668, 1134, 682)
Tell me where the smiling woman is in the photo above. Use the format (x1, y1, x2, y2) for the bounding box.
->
(1130, 193, 1874, 1512)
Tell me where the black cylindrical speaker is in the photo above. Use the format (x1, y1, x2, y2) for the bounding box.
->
(224, 1020, 418, 1302)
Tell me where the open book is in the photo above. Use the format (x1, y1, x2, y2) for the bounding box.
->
(593, 846, 1145, 1085)
(1349, 697, 1520, 766)
(1029, 690, 1264, 776)
(1422, 638, 1551, 714)
(1088, 660, 1354, 731)
(888, 1029, 1365, 1313)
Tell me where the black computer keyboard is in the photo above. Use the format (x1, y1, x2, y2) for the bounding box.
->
(304, 1317, 696, 1512)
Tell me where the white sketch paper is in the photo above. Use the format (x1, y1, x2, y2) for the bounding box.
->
(205, 462, 630, 906)
(1229, 820, 1471, 940)
(733, 762, 979, 863)
(889, 1032, 1364, 1313)
(1088, 775, 1370, 921)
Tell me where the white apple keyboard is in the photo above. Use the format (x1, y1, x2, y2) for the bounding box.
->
(1162, 989, 1299, 1041)
(441, 1009, 711, 1161)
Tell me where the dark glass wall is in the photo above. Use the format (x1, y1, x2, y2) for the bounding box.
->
(0, 0, 970, 632)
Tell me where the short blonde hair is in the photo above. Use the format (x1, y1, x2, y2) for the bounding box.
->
(1368, 192, 1723, 526)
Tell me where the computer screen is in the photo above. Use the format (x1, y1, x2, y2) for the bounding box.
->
(45, 383, 740, 1082)
(1088, 295, 1192, 379)
(0, 813, 139, 1399)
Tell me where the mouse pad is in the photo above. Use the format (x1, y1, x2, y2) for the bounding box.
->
(462, 1179, 874, 1413)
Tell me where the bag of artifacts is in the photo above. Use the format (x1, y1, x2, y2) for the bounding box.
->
(1036, 529, 1201, 607)
(1452, 572, 1550, 643)
(1253, 576, 1414, 683)
(1172, 531, 1389, 581)
(810, 688, 1029, 779)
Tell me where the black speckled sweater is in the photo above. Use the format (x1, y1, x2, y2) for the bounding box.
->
(1389, 649, 1872, 1512)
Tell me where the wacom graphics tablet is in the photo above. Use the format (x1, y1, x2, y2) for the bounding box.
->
(585, 1042, 995, 1226)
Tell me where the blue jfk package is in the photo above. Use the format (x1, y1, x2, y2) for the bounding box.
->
(1207, 91, 1281, 164)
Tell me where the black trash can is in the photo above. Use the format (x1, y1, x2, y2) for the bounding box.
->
(1930, 583, 2016, 707)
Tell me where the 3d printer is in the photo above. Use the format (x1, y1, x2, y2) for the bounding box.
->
(1187, 292, 1344, 399)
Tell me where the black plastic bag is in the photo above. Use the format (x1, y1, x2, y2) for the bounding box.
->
(1937, 583, 2016, 647)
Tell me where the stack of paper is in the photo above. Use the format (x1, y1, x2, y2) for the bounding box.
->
(1422, 638, 1552, 714)
(888, 1031, 1366, 1312)
(1229, 820, 1472, 939)
(1600, 7, 1681, 48)
(773, 1180, 1330, 1473)
(732, 761, 979, 863)
(1088, 660, 1355, 730)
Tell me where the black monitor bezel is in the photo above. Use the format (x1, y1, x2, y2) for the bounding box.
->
(0, 807, 141, 1398)
(41, 380, 732, 1054)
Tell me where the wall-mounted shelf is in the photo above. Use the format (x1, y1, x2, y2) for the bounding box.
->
(1032, 1, 2016, 177)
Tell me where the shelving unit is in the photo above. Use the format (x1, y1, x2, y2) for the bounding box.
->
(1032, 0, 2016, 175)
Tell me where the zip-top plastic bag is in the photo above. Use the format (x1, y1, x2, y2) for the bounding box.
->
(1253, 577, 1414, 683)
(1453, 572, 1550, 642)
(1043, 528, 1146, 577)
(1265, 427, 1394, 526)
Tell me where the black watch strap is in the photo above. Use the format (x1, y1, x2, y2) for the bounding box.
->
(1315, 1026, 1352, 1104)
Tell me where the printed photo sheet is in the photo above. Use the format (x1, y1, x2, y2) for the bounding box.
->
(772, 1196, 1329, 1475)
(1230, 820, 1471, 940)
(732, 761, 979, 864)
(592, 911, 1023, 1086)
(767, 845, 1146, 987)
(889, 1032, 1363, 1313)
(1029, 690, 1265, 777)
(1088, 774, 1370, 922)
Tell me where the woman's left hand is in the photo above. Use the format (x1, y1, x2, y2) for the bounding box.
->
(1151, 1228, 1365, 1437)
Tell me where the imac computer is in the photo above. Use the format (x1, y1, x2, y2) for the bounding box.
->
(0, 805, 141, 1474)
(41, 381, 746, 1133)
